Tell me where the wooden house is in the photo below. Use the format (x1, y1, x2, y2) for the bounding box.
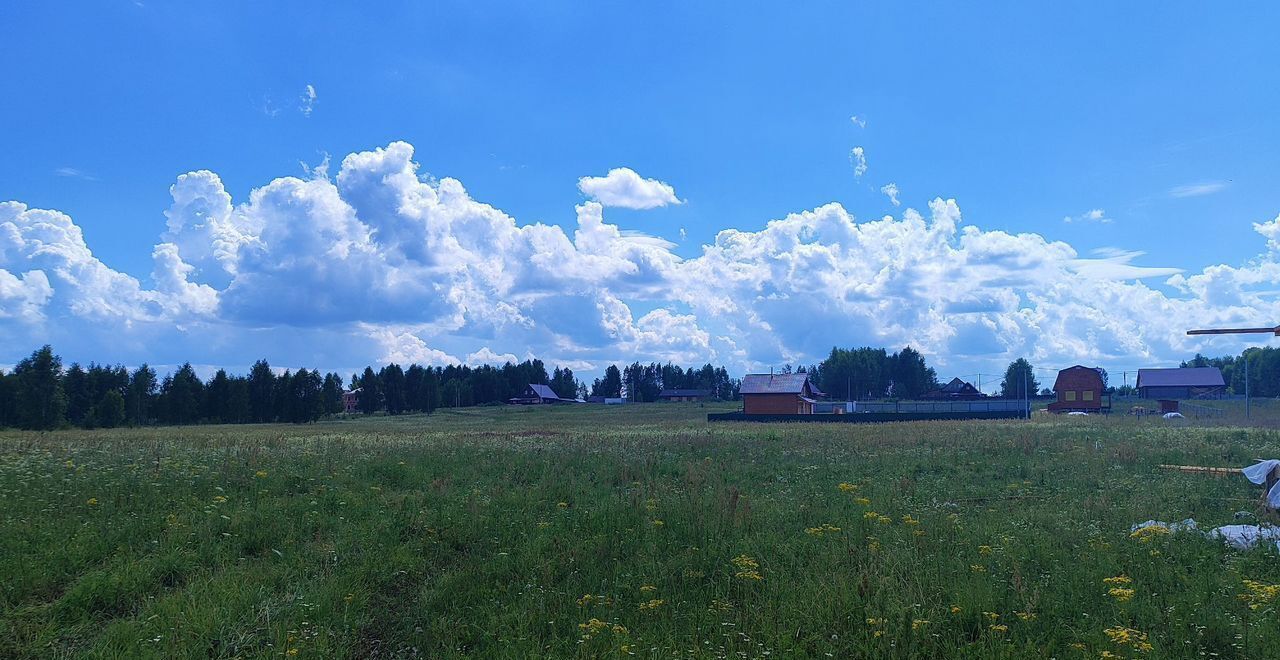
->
(342, 388, 361, 414)
(923, 377, 985, 400)
(740, 373, 819, 415)
(658, 388, 712, 402)
(508, 383, 570, 405)
(1136, 367, 1226, 400)
(1047, 366, 1109, 413)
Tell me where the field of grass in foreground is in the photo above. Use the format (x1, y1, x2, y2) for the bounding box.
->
(2, 404, 1280, 659)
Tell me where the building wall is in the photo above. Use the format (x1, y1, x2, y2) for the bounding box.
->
(1049, 368, 1106, 411)
(744, 393, 805, 414)
(1139, 385, 1225, 399)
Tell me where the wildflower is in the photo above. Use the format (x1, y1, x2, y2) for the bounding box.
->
(838, 482, 859, 492)
(1129, 525, 1169, 543)
(1103, 626, 1152, 652)
(873, 630, 884, 638)
(286, 650, 298, 657)
(978, 545, 992, 555)
(611, 624, 627, 635)
(640, 585, 657, 593)
(65, 460, 75, 468)
(1070, 642, 1086, 650)
(652, 519, 664, 527)
(557, 501, 569, 508)
(854, 497, 871, 506)
(1108, 588, 1135, 603)
(989, 624, 1008, 633)
(804, 523, 841, 537)
(644, 498, 658, 511)
(638, 599, 665, 611)
(86, 497, 98, 506)
(254, 470, 268, 478)
(576, 594, 595, 606)
(1102, 575, 1132, 586)
(867, 538, 881, 553)
(950, 605, 962, 614)
(971, 565, 987, 573)
(863, 511, 881, 520)
(731, 554, 763, 581)
(866, 618, 886, 626)
(212, 495, 227, 503)
(1240, 579, 1280, 610)
(1015, 611, 1036, 621)
(911, 619, 929, 630)
(901, 514, 920, 526)
(876, 515, 892, 525)
(536, 521, 550, 529)
(983, 612, 1000, 621)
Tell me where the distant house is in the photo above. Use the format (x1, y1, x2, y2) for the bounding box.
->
(740, 373, 820, 415)
(923, 377, 985, 401)
(1136, 367, 1226, 399)
(342, 388, 361, 414)
(658, 388, 712, 402)
(1047, 366, 1109, 413)
(508, 383, 570, 405)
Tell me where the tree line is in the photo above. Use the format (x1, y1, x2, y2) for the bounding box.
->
(0, 345, 744, 430)
(1183, 346, 1280, 397)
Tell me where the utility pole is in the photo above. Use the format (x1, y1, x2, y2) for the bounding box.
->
(1246, 355, 1251, 420)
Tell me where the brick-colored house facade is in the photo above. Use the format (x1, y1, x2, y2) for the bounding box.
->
(1047, 366, 1108, 413)
(740, 373, 819, 415)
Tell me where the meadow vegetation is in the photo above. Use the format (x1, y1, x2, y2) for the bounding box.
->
(2, 403, 1280, 658)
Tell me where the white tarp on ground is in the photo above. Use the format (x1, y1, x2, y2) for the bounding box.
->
(1207, 525, 1280, 552)
(1242, 459, 1280, 509)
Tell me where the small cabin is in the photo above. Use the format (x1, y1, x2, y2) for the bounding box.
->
(1136, 367, 1226, 400)
(923, 377, 985, 400)
(1047, 366, 1109, 413)
(658, 388, 711, 402)
(740, 373, 819, 415)
(508, 384, 569, 405)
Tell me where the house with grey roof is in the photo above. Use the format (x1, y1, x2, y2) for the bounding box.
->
(1136, 367, 1226, 399)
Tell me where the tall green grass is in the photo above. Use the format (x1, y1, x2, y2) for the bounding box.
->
(1, 404, 1278, 658)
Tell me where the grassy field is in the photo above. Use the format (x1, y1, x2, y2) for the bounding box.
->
(2, 404, 1280, 659)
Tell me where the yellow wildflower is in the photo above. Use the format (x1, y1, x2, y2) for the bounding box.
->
(876, 515, 892, 525)
(971, 564, 987, 573)
(1240, 579, 1280, 610)
(911, 619, 929, 630)
(640, 585, 657, 593)
(854, 497, 872, 506)
(212, 495, 227, 503)
(557, 501, 569, 508)
(950, 605, 962, 614)
(978, 545, 992, 555)
(983, 611, 1000, 621)
(804, 523, 841, 537)
(86, 498, 98, 506)
(732, 554, 763, 581)
(1129, 525, 1170, 543)
(863, 511, 881, 520)
(1108, 587, 1135, 603)
(901, 514, 920, 526)
(989, 624, 1008, 633)
(576, 594, 594, 606)
(866, 618, 886, 626)
(651, 519, 664, 527)
(1103, 626, 1152, 652)
(638, 599, 665, 611)
(838, 482, 859, 492)
(1016, 611, 1036, 621)
(254, 470, 268, 478)
(1102, 575, 1132, 586)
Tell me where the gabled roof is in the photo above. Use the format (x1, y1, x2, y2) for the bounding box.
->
(940, 377, 977, 393)
(658, 389, 711, 397)
(528, 383, 561, 400)
(1136, 367, 1225, 388)
(740, 373, 812, 395)
(1052, 365, 1104, 390)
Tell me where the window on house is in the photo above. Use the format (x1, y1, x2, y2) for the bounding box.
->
(1083, 390, 1094, 401)
(1065, 391, 1077, 401)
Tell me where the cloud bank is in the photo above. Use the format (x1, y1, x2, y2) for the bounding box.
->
(2, 140, 1278, 377)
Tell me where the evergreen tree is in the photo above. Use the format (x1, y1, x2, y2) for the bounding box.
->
(379, 363, 406, 414)
(420, 367, 441, 413)
(592, 364, 623, 398)
(162, 363, 205, 425)
(205, 369, 232, 423)
(14, 345, 67, 430)
(321, 372, 344, 415)
(248, 360, 277, 423)
(64, 363, 93, 427)
(91, 390, 126, 428)
(1000, 358, 1039, 399)
(126, 364, 157, 425)
(0, 370, 14, 428)
(359, 367, 381, 414)
(227, 376, 251, 423)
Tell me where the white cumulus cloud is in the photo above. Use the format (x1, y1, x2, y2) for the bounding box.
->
(577, 168, 682, 209)
(850, 147, 867, 179)
(880, 182, 900, 206)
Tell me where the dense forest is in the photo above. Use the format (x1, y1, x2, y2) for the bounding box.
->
(0, 345, 742, 431)
(1182, 347, 1280, 397)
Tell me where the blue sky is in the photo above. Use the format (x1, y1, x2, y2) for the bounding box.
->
(2, 2, 1279, 387)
